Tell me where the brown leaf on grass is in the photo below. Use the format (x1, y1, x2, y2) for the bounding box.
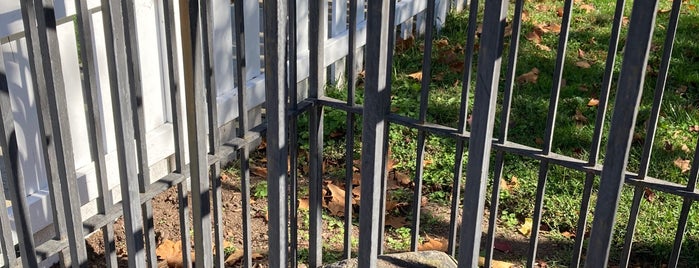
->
(224, 250, 244, 266)
(689, 125, 699, 133)
(578, 85, 589, 92)
(561, 231, 575, 239)
(674, 158, 691, 173)
(250, 165, 267, 177)
(545, 24, 561, 34)
(676, 85, 688, 95)
(587, 98, 600, 107)
(535, 44, 552, 51)
(418, 237, 448, 252)
(478, 257, 517, 268)
(573, 109, 588, 124)
(575, 61, 591, 69)
(298, 199, 310, 210)
(385, 215, 409, 228)
(556, 7, 564, 17)
(681, 144, 692, 154)
(499, 178, 511, 193)
(407, 71, 423, 81)
(537, 260, 549, 267)
(525, 31, 542, 44)
(521, 10, 530, 22)
(643, 188, 656, 202)
(504, 24, 513, 37)
(578, 48, 586, 58)
(535, 4, 550, 11)
(658, 8, 672, 14)
(395, 36, 415, 53)
(324, 182, 352, 216)
(579, 4, 596, 13)
(435, 38, 449, 48)
(622, 16, 630, 26)
(449, 61, 465, 73)
(394, 171, 412, 186)
(516, 67, 540, 84)
(156, 239, 191, 268)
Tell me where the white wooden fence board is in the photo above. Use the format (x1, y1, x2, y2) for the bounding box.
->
(2, 40, 47, 195)
(243, 0, 261, 80)
(213, 0, 235, 97)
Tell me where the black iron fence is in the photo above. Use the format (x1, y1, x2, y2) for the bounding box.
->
(1, 0, 697, 267)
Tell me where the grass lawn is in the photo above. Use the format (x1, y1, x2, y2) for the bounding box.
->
(286, 0, 699, 266)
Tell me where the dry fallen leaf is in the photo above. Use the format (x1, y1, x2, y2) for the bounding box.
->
(689, 125, 699, 133)
(587, 98, 600, 107)
(478, 256, 517, 268)
(681, 144, 691, 154)
(575, 61, 591, 69)
(156, 239, 190, 268)
(579, 4, 596, 13)
(545, 24, 561, 34)
(561, 231, 575, 239)
(298, 198, 310, 210)
(250, 165, 267, 177)
(578, 48, 586, 58)
(418, 237, 448, 252)
(407, 71, 423, 81)
(385, 215, 409, 228)
(556, 7, 564, 17)
(674, 158, 691, 173)
(525, 31, 542, 44)
(224, 249, 244, 266)
(535, 44, 552, 51)
(519, 218, 533, 236)
(324, 182, 352, 216)
(394, 171, 412, 186)
(516, 67, 540, 84)
(578, 85, 589, 92)
(676, 85, 688, 95)
(643, 188, 656, 202)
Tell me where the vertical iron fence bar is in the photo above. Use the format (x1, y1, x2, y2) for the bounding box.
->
(342, 0, 357, 259)
(121, 0, 159, 265)
(527, 0, 574, 264)
(22, 0, 89, 266)
(457, 0, 509, 265)
(0, 52, 25, 267)
(377, 1, 397, 255)
(200, 0, 225, 266)
(264, 0, 289, 265)
(447, 0, 479, 255)
(309, 0, 326, 264)
(585, 1, 659, 266)
(483, 0, 524, 265)
(233, 0, 253, 266)
(19, 0, 71, 265)
(160, 0, 193, 265)
(181, 0, 214, 266)
(668, 138, 699, 267)
(620, 0, 681, 266)
(409, 0, 436, 252)
(288, 0, 299, 265)
(100, 0, 147, 265)
(358, 0, 392, 265)
(571, 0, 626, 265)
(75, 1, 118, 266)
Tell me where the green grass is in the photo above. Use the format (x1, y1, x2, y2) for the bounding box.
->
(312, 0, 699, 266)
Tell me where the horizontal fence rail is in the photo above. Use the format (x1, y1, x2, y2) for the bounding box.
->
(0, 0, 697, 267)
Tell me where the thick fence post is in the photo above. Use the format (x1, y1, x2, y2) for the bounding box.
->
(358, 0, 392, 266)
(585, 0, 659, 266)
(457, 0, 508, 266)
(263, 0, 288, 266)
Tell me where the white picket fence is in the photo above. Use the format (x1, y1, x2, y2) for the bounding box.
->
(0, 0, 463, 258)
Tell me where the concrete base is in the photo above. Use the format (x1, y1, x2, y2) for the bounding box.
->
(323, 251, 457, 268)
